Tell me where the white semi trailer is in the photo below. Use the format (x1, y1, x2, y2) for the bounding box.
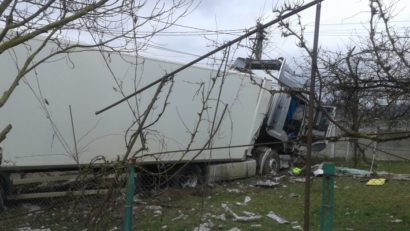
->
(0, 38, 331, 208)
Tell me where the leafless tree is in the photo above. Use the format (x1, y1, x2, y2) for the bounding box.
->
(275, 0, 410, 165)
(0, 0, 196, 143)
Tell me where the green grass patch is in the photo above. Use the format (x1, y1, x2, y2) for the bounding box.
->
(1, 161, 409, 230)
(133, 174, 409, 230)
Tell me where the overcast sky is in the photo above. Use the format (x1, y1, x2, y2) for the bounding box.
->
(142, 0, 410, 67)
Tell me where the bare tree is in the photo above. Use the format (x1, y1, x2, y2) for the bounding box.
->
(274, 0, 410, 164)
(0, 0, 196, 143)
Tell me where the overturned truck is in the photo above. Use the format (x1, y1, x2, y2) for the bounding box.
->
(0, 38, 332, 207)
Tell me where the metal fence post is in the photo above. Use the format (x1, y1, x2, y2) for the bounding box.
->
(123, 164, 136, 231)
(320, 163, 335, 231)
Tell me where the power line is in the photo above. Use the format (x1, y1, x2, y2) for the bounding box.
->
(136, 31, 242, 37)
(146, 43, 232, 63)
(312, 19, 410, 27)
(147, 44, 202, 57)
(95, 0, 323, 115)
(138, 30, 244, 34)
(155, 19, 254, 34)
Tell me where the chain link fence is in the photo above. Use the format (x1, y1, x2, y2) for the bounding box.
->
(0, 165, 129, 231)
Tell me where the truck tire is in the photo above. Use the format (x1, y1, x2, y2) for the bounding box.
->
(177, 165, 204, 188)
(255, 147, 280, 175)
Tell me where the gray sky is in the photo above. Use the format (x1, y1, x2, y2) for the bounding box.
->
(142, 0, 410, 66)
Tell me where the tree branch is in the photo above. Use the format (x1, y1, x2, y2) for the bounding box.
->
(0, 124, 12, 144)
(0, 0, 109, 54)
(0, 0, 12, 18)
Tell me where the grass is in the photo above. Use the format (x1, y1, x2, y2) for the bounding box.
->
(133, 175, 409, 231)
(332, 178, 409, 231)
(1, 160, 409, 230)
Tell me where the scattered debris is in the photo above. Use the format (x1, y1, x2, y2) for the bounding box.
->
(235, 196, 251, 206)
(181, 179, 198, 188)
(289, 193, 300, 198)
(251, 224, 262, 227)
(17, 228, 51, 231)
(202, 213, 212, 221)
(161, 225, 167, 229)
(171, 210, 188, 221)
(336, 167, 371, 177)
(227, 228, 241, 231)
(292, 225, 303, 230)
(388, 174, 410, 181)
(193, 223, 210, 231)
(336, 168, 410, 181)
(291, 177, 306, 183)
(274, 175, 286, 181)
(227, 188, 241, 193)
(145, 205, 162, 217)
(154, 210, 162, 216)
(391, 219, 402, 223)
(389, 215, 403, 223)
(244, 196, 251, 204)
(290, 221, 302, 230)
(145, 205, 162, 210)
(255, 180, 280, 187)
(222, 203, 261, 222)
(133, 196, 147, 204)
(310, 163, 325, 177)
(22, 203, 42, 213)
(366, 178, 386, 186)
(266, 211, 289, 224)
(215, 213, 226, 221)
(242, 211, 257, 217)
(313, 169, 324, 176)
(194, 219, 214, 231)
(291, 167, 302, 176)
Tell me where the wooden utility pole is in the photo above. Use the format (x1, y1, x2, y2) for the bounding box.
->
(304, 2, 322, 231)
(253, 22, 265, 60)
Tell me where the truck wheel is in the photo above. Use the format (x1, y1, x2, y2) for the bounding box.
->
(178, 165, 203, 188)
(256, 147, 280, 175)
